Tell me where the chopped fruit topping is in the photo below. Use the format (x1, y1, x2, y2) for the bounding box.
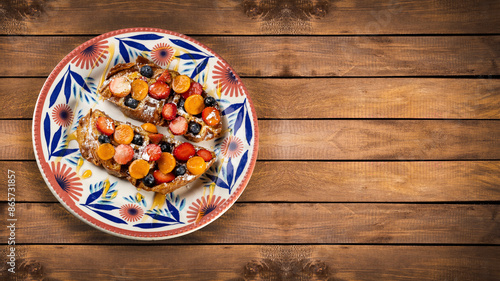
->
(97, 143, 115, 160)
(158, 152, 176, 174)
(131, 79, 148, 100)
(98, 134, 110, 144)
(124, 96, 139, 109)
(187, 156, 207, 175)
(197, 149, 213, 161)
(156, 71, 172, 83)
(177, 98, 185, 111)
(174, 165, 187, 176)
(184, 95, 205, 115)
(148, 133, 164, 144)
(142, 144, 162, 161)
(109, 76, 131, 97)
(181, 81, 203, 99)
(140, 65, 153, 78)
(129, 159, 150, 179)
(169, 116, 188, 135)
(204, 96, 216, 107)
(172, 75, 191, 94)
(96, 116, 115, 136)
(160, 142, 174, 153)
(141, 123, 158, 133)
(188, 122, 201, 135)
(153, 170, 175, 184)
(161, 102, 177, 121)
(142, 174, 155, 187)
(113, 144, 134, 165)
(173, 142, 195, 161)
(202, 107, 221, 126)
(113, 124, 134, 145)
(148, 81, 171, 100)
(131, 134, 144, 145)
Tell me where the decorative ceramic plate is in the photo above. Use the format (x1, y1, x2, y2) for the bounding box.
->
(32, 28, 258, 240)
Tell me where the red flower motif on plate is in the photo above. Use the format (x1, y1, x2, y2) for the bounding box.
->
(221, 136, 244, 158)
(51, 104, 73, 127)
(212, 60, 242, 97)
(51, 161, 83, 202)
(187, 195, 226, 224)
(119, 204, 144, 222)
(151, 43, 174, 66)
(71, 40, 109, 69)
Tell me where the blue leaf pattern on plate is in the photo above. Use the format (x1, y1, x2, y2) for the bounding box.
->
(170, 39, 204, 53)
(127, 34, 163, 41)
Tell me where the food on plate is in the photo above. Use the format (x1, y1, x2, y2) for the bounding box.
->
(97, 57, 222, 142)
(75, 109, 216, 194)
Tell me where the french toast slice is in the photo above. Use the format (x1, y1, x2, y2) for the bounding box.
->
(76, 109, 216, 194)
(98, 57, 222, 142)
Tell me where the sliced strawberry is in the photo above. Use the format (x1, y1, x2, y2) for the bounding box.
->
(181, 81, 203, 99)
(96, 116, 115, 136)
(109, 76, 131, 97)
(196, 149, 213, 162)
(153, 170, 175, 184)
(149, 81, 171, 100)
(113, 144, 134, 165)
(142, 144, 162, 161)
(162, 103, 177, 121)
(169, 116, 188, 135)
(173, 142, 195, 161)
(148, 133, 164, 144)
(156, 71, 172, 84)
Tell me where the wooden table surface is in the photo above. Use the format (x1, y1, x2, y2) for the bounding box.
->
(1, 0, 500, 280)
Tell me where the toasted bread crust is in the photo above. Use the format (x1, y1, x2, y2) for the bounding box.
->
(76, 109, 216, 194)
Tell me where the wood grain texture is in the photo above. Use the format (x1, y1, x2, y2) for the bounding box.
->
(1, 203, 498, 244)
(1, 0, 499, 35)
(2, 161, 499, 203)
(1, 245, 499, 280)
(3, 78, 500, 119)
(6, 120, 500, 160)
(259, 120, 500, 160)
(1, 36, 499, 77)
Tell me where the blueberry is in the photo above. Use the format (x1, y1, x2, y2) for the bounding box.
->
(204, 96, 216, 107)
(124, 96, 139, 109)
(142, 174, 155, 187)
(188, 122, 201, 135)
(174, 165, 186, 176)
(98, 134, 110, 144)
(160, 142, 174, 153)
(131, 134, 144, 145)
(177, 98, 185, 111)
(140, 65, 153, 78)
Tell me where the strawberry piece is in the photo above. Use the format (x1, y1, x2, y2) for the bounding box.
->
(109, 76, 131, 97)
(162, 103, 177, 121)
(181, 81, 203, 99)
(169, 116, 188, 135)
(153, 170, 175, 184)
(202, 107, 221, 127)
(96, 116, 114, 136)
(148, 133, 164, 144)
(196, 149, 213, 162)
(156, 71, 172, 83)
(173, 142, 195, 161)
(114, 144, 134, 165)
(142, 144, 162, 161)
(149, 81, 171, 100)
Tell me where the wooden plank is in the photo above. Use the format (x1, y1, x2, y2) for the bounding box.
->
(1, 36, 499, 77)
(1, 0, 499, 35)
(1, 203, 498, 244)
(5, 120, 500, 160)
(2, 246, 499, 280)
(259, 120, 500, 160)
(3, 78, 500, 119)
(2, 161, 499, 203)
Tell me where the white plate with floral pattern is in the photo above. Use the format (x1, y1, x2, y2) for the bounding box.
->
(32, 28, 258, 240)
